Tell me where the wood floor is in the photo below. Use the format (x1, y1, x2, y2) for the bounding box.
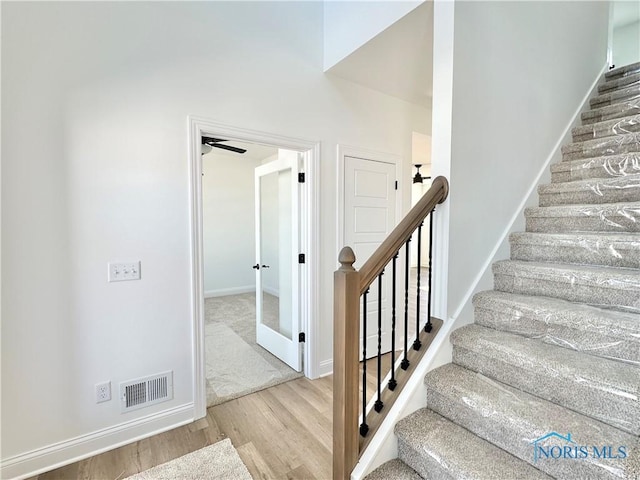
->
(31, 375, 334, 480)
(32, 351, 407, 480)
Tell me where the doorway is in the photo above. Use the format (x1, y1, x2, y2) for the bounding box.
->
(337, 146, 402, 359)
(189, 117, 319, 418)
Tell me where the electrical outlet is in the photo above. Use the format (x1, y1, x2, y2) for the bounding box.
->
(96, 381, 111, 403)
(108, 261, 141, 282)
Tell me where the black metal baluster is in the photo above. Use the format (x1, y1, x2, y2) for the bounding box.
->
(401, 237, 411, 370)
(388, 254, 398, 391)
(360, 288, 369, 437)
(413, 222, 423, 351)
(374, 271, 384, 413)
(425, 211, 434, 333)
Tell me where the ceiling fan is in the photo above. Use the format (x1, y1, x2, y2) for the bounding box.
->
(201, 136, 247, 155)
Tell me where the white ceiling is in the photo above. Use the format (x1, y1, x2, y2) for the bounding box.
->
(325, 1, 434, 108)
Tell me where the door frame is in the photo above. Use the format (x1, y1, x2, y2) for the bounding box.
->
(188, 116, 320, 419)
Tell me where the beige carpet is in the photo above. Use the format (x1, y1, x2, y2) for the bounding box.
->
(125, 438, 252, 480)
(205, 293, 303, 406)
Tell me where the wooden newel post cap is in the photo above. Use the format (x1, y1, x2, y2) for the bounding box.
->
(338, 247, 356, 271)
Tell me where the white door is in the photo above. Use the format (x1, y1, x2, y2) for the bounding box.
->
(344, 156, 397, 358)
(255, 156, 301, 371)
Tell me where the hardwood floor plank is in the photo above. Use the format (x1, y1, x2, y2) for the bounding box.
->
(286, 464, 317, 480)
(256, 388, 331, 479)
(236, 441, 279, 480)
(269, 382, 332, 451)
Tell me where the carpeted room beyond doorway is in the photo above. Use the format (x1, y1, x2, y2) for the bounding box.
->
(204, 293, 303, 406)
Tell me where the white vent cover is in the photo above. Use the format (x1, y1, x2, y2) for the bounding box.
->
(120, 371, 173, 412)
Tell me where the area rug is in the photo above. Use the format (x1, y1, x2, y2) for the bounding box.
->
(206, 323, 284, 403)
(125, 438, 252, 480)
(205, 293, 303, 406)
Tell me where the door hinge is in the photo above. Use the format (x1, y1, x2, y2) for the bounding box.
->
(395, 180, 398, 190)
(298, 253, 306, 264)
(298, 172, 305, 183)
(299, 332, 306, 343)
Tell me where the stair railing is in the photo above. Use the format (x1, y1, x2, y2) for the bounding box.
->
(333, 176, 449, 480)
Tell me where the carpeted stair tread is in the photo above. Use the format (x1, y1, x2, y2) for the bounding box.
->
(492, 259, 640, 312)
(589, 83, 640, 109)
(395, 409, 551, 480)
(509, 231, 640, 268)
(605, 61, 640, 81)
(525, 201, 640, 233)
(451, 324, 640, 435)
(363, 459, 421, 480)
(572, 114, 640, 142)
(473, 290, 640, 364)
(581, 97, 640, 125)
(538, 173, 640, 206)
(424, 364, 638, 480)
(550, 153, 640, 183)
(598, 71, 640, 94)
(561, 132, 640, 161)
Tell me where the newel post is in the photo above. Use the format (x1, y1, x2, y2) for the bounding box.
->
(333, 247, 360, 480)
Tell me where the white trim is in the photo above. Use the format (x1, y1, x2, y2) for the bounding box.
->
(429, 0, 455, 321)
(188, 117, 321, 405)
(318, 359, 333, 378)
(1, 404, 194, 480)
(305, 144, 321, 379)
(204, 286, 255, 298)
(607, 1, 615, 69)
(262, 286, 280, 298)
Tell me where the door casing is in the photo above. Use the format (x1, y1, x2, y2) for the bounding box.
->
(188, 116, 320, 419)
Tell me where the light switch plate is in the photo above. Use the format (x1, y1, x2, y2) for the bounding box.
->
(108, 261, 141, 282)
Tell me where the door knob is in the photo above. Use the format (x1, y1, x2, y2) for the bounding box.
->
(252, 264, 260, 270)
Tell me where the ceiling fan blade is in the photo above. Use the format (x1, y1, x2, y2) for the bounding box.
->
(202, 136, 228, 144)
(211, 143, 247, 154)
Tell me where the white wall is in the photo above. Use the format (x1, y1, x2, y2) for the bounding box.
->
(1, 2, 428, 475)
(202, 152, 261, 296)
(323, 0, 423, 70)
(613, 21, 640, 67)
(445, 1, 609, 320)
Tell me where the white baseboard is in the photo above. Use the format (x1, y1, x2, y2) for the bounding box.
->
(350, 62, 608, 480)
(1, 403, 195, 480)
(318, 359, 333, 377)
(262, 286, 279, 297)
(204, 285, 254, 298)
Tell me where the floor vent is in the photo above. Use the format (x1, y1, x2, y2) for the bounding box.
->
(120, 371, 173, 412)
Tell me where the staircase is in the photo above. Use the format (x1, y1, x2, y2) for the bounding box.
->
(365, 62, 640, 479)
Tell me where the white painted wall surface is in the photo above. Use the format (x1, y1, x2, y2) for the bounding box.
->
(202, 152, 261, 296)
(323, 0, 424, 70)
(446, 1, 609, 320)
(1, 2, 428, 475)
(613, 21, 640, 67)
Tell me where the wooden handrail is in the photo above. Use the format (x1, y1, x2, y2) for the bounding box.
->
(358, 176, 449, 293)
(333, 176, 449, 480)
